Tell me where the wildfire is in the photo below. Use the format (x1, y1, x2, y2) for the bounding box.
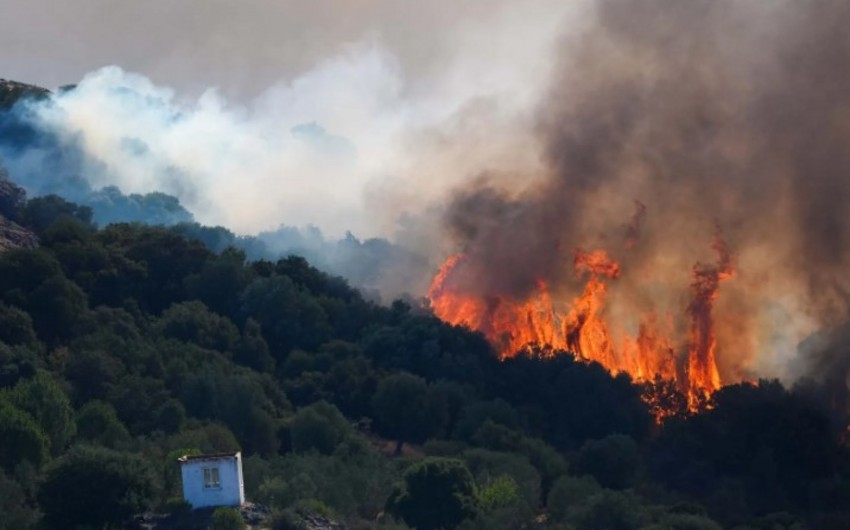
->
(427, 231, 734, 418)
(686, 234, 732, 408)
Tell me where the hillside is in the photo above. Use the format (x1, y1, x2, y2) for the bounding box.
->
(0, 215, 37, 251)
(0, 183, 845, 530)
(0, 170, 37, 251)
(0, 79, 50, 111)
(0, 81, 42, 251)
(0, 78, 848, 530)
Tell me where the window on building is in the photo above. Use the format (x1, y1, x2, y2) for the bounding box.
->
(203, 467, 220, 488)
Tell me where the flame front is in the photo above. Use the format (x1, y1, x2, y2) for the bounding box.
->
(428, 235, 735, 417)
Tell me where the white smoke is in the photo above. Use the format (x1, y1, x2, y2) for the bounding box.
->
(10, 1, 580, 238)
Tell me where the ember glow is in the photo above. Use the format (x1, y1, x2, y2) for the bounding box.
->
(428, 228, 735, 415)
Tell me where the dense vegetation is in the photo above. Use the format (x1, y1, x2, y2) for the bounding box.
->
(0, 84, 430, 298)
(0, 192, 849, 530)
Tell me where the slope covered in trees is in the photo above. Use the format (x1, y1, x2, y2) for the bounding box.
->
(0, 192, 848, 530)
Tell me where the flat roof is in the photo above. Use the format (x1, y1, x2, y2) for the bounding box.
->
(177, 451, 241, 464)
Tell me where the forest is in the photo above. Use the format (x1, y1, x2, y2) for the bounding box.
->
(0, 177, 849, 530)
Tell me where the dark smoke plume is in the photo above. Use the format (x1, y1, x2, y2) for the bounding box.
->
(441, 0, 850, 382)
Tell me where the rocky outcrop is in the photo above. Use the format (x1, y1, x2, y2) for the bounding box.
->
(0, 168, 26, 219)
(302, 513, 346, 530)
(134, 503, 347, 530)
(0, 215, 38, 251)
(0, 79, 50, 111)
(0, 171, 36, 251)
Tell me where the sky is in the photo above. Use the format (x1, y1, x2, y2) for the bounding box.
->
(0, 1, 572, 100)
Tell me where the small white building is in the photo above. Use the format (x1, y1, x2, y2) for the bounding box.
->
(178, 451, 245, 509)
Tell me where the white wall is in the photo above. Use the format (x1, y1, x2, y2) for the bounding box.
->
(180, 453, 245, 509)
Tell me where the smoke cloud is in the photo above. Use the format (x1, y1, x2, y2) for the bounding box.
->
(440, 0, 850, 383)
(0, 1, 578, 239)
(0, 0, 579, 299)
(4, 0, 850, 386)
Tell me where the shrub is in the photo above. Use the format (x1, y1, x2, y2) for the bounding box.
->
(478, 475, 521, 512)
(163, 496, 192, 516)
(270, 509, 306, 530)
(294, 498, 335, 518)
(387, 457, 478, 530)
(38, 445, 157, 529)
(257, 477, 296, 509)
(574, 434, 640, 490)
(210, 507, 246, 530)
(289, 401, 351, 455)
(547, 475, 602, 523)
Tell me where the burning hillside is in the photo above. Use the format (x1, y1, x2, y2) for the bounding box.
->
(428, 228, 731, 414)
(427, 0, 850, 416)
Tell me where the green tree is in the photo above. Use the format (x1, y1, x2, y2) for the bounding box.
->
(5, 371, 75, 455)
(64, 349, 125, 404)
(38, 445, 157, 530)
(28, 275, 88, 343)
(163, 448, 201, 498)
(157, 398, 187, 433)
(240, 275, 332, 357)
(387, 457, 479, 530)
(0, 470, 38, 530)
(157, 300, 240, 354)
(97, 223, 211, 313)
(478, 475, 521, 512)
(372, 372, 436, 454)
(575, 434, 640, 489)
(571, 490, 649, 530)
(0, 303, 37, 346)
(181, 372, 279, 456)
(184, 246, 253, 320)
(461, 474, 531, 530)
(0, 397, 49, 472)
(211, 507, 247, 530)
(257, 477, 296, 510)
(0, 342, 39, 388)
(110, 374, 170, 433)
(289, 401, 352, 455)
(236, 318, 275, 373)
(168, 422, 241, 454)
(19, 195, 94, 234)
(546, 475, 602, 523)
(471, 421, 568, 493)
(76, 400, 130, 448)
(462, 448, 541, 511)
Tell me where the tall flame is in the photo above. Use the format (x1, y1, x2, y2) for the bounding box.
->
(427, 233, 735, 417)
(686, 233, 733, 408)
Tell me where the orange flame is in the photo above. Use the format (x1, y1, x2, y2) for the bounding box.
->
(686, 232, 733, 408)
(428, 233, 734, 419)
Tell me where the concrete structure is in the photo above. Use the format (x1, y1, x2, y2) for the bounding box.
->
(178, 451, 245, 509)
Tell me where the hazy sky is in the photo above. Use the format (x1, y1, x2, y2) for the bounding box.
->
(0, 0, 577, 99)
(0, 1, 586, 238)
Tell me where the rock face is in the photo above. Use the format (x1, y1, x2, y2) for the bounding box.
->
(0, 167, 26, 219)
(0, 216, 38, 251)
(0, 171, 37, 251)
